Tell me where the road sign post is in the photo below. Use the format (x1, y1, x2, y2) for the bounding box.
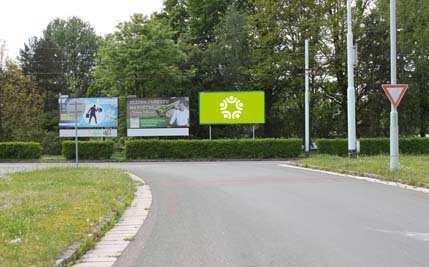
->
(382, 84, 408, 171)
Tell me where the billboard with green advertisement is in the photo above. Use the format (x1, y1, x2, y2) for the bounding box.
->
(127, 97, 189, 136)
(199, 91, 265, 124)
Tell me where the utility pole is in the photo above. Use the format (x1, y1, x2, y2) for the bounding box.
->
(389, 0, 399, 171)
(346, 0, 357, 157)
(304, 39, 310, 153)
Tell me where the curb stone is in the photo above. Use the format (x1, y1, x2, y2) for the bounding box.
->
(282, 161, 429, 194)
(55, 172, 152, 267)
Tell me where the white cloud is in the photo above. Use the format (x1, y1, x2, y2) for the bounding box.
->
(0, 0, 164, 59)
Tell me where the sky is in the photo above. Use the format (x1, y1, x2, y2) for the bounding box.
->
(0, 0, 164, 60)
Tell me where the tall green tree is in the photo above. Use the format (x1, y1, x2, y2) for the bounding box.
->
(249, 0, 324, 137)
(19, 17, 98, 132)
(88, 15, 190, 98)
(43, 17, 99, 97)
(0, 61, 44, 141)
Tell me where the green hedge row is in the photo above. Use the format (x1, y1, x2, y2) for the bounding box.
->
(317, 137, 429, 155)
(0, 142, 42, 160)
(62, 141, 115, 160)
(125, 139, 302, 160)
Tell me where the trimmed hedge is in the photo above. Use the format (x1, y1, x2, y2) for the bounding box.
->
(0, 142, 42, 160)
(62, 141, 115, 160)
(317, 137, 429, 155)
(125, 139, 302, 160)
(316, 139, 348, 156)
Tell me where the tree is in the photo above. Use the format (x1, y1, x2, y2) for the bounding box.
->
(0, 61, 44, 141)
(248, 0, 324, 137)
(20, 17, 98, 99)
(19, 17, 98, 132)
(20, 37, 66, 113)
(88, 14, 190, 98)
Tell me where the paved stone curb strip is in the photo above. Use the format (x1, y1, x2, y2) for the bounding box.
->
(72, 173, 152, 267)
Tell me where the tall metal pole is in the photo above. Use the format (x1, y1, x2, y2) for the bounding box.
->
(347, 0, 357, 157)
(209, 126, 212, 140)
(390, 0, 399, 171)
(304, 39, 310, 153)
(74, 99, 79, 168)
(252, 125, 256, 140)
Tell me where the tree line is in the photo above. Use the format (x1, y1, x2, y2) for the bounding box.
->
(0, 0, 427, 148)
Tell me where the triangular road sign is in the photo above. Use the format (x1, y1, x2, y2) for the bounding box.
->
(382, 84, 408, 108)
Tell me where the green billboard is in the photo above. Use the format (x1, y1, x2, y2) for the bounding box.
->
(199, 91, 265, 124)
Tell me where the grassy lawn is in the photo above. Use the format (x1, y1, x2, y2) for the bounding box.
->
(0, 168, 135, 266)
(297, 154, 429, 188)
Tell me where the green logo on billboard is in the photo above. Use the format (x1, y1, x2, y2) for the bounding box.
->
(220, 96, 244, 119)
(199, 91, 265, 125)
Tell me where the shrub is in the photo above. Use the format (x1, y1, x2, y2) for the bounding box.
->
(62, 141, 114, 160)
(399, 137, 429, 154)
(0, 142, 42, 160)
(125, 139, 302, 160)
(42, 131, 61, 155)
(316, 137, 429, 155)
(316, 139, 348, 156)
(359, 138, 389, 155)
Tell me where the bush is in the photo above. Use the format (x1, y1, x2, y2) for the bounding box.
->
(62, 141, 114, 160)
(316, 137, 429, 155)
(0, 142, 42, 160)
(125, 139, 302, 160)
(42, 131, 61, 155)
(399, 137, 429, 154)
(316, 139, 348, 156)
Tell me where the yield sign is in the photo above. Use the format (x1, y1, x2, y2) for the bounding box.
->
(382, 84, 409, 108)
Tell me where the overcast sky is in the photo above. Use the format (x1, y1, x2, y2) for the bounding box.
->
(0, 0, 164, 59)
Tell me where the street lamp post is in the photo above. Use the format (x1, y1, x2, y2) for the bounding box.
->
(304, 39, 310, 153)
(346, 0, 357, 157)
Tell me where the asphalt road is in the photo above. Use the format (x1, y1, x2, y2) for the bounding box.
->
(1, 162, 429, 267)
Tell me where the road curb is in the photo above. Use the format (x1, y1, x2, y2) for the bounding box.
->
(72, 172, 152, 267)
(280, 162, 429, 194)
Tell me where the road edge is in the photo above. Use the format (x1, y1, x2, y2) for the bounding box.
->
(280, 162, 429, 194)
(72, 172, 152, 267)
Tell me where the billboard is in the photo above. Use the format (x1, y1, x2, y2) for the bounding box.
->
(199, 91, 265, 124)
(127, 97, 189, 136)
(59, 97, 118, 137)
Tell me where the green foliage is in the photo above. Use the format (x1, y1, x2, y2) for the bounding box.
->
(8, 0, 429, 140)
(316, 139, 348, 156)
(0, 62, 44, 142)
(20, 17, 98, 98)
(0, 142, 42, 160)
(399, 138, 429, 154)
(125, 139, 302, 160)
(42, 131, 61, 155)
(88, 15, 191, 97)
(62, 141, 114, 160)
(317, 138, 429, 155)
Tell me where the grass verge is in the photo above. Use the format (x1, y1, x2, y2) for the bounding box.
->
(0, 168, 135, 266)
(297, 154, 429, 188)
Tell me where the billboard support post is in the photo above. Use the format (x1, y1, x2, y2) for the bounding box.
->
(209, 126, 212, 140)
(252, 125, 255, 140)
(74, 99, 79, 168)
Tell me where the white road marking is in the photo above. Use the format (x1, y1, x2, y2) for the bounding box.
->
(369, 229, 429, 242)
(277, 163, 429, 194)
